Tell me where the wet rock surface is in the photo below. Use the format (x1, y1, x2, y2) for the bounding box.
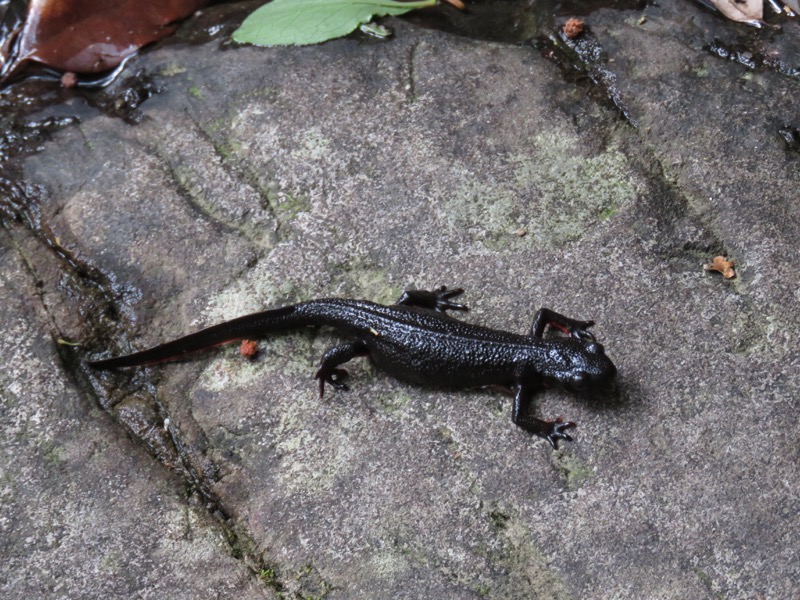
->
(2, 1, 798, 598)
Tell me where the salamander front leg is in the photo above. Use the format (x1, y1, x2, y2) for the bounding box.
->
(512, 385, 576, 449)
(314, 341, 368, 399)
(395, 285, 468, 313)
(529, 308, 595, 341)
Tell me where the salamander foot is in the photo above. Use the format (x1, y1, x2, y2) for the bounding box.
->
(543, 417, 576, 449)
(314, 367, 349, 398)
(396, 285, 468, 313)
(530, 308, 596, 341)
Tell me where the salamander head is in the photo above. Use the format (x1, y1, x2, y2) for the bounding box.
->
(541, 339, 617, 392)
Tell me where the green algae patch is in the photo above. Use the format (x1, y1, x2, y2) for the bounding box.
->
(376, 389, 412, 413)
(161, 63, 187, 77)
(494, 517, 574, 598)
(273, 191, 311, 222)
(328, 256, 402, 305)
(294, 127, 332, 162)
(552, 451, 594, 490)
(448, 130, 640, 250)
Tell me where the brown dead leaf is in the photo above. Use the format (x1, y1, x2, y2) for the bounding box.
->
(1, 0, 208, 81)
(709, 0, 763, 24)
(442, 0, 466, 9)
(704, 255, 736, 279)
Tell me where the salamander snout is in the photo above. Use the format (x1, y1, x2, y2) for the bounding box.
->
(567, 342, 617, 392)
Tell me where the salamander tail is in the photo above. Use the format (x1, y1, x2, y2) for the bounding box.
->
(89, 304, 308, 369)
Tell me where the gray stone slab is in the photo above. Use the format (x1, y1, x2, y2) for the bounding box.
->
(3, 1, 798, 598)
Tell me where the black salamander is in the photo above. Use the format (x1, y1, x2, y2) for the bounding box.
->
(89, 286, 617, 447)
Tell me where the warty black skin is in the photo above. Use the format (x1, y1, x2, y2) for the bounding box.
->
(89, 286, 617, 447)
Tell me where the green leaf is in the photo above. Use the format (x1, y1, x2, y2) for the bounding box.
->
(232, 0, 437, 47)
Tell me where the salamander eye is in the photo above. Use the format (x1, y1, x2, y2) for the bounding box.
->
(571, 372, 588, 390)
(586, 342, 604, 354)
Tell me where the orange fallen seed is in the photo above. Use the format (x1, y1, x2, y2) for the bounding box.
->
(704, 256, 736, 279)
(61, 72, 78, 88)
(443, 0, 465, 9)
(563, 18, 585, 39)
(240, 339, 259, 358)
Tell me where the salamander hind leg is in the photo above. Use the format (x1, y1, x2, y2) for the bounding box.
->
(512, 385, 576, 449)
(314, 341, 368, 399)
(395, 285, 468, 313)
(529, 307, 595, 341)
